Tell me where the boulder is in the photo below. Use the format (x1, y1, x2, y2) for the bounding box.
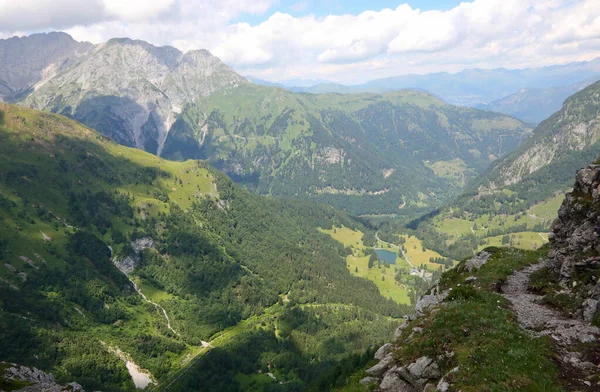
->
(407, 356, 440, 380)
(465, 251, 491, 272)
(437, 379, 450, 392)
(379, 366, 418, 392)
(423, 382, 437, 392)
(366, 353, 394, 377)
(464, 276, 477, 284)
(394, 320, 409, 340)
(374, 343, 393, 360)
(359, 376, 377, 385)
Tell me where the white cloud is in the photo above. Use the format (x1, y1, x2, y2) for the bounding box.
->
(1, 0, 599, 83)
(103, 0, 176, 21)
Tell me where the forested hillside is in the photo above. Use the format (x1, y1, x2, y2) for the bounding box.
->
(163, 85, 531, 215)
(0, 103, 409, 391)
(403, 81, 600, 262)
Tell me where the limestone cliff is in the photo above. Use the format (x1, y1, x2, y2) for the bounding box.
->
(23, 37, 246, 155)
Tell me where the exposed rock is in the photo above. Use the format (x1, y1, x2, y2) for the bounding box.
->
(464, 251, 491, 272)
(359, 376, 377, 385)
(412, 327, 424, 334)
(114, 255, 139, 275)
(423, 382, 437, 392)
(394, 320, 409, 340)
(464, 276, 477, 284)
(407, 357, 440, 380)
(365, 353, 394, 377)
(548, 164, 600, 323)
(131, 237, 155, 253)
(437, 379, 450, 392)
(379, 367, 415, 392)
(415, 285, 449, 315)
(0, 32, 93, 102)
(114, 237, 155, 275)
(23, 37, 246, 155)
(1, 362, 85, 391)
(374, 343, 393, 360)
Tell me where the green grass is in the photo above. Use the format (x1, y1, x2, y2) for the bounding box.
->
(441, 246, 548, 290)
(391, 246, 561, 392)
(321, 226, 411, 304)
(134, 277, 174, 302)
(234, 373, 277, 391)
(424, 158, 476, 187)
(398, 235, 454, 270)
(397, 291, 560, 392)
(479, 231, 548, 251)
(435, 217, 474, 240)
(529, 194, 565, 220)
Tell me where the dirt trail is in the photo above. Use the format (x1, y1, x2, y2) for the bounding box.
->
(502, 261, 600, 390)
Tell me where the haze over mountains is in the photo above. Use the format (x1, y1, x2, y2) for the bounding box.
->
(253, 60, 600, 122)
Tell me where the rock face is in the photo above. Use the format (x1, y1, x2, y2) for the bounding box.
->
(0, 32, 94, 102)
(23, 37, 246, 155)
(114, 237, 155, 275)
(415, 285, 449, 316)
(367, 288, 452, 391)
(1, 362, 85, 391)
(464, 251, 490, 272)
(549, 164, 600, 324)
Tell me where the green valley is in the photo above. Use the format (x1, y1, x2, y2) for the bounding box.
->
(0, 103, 411, 391)
(162, 84, 531, 216)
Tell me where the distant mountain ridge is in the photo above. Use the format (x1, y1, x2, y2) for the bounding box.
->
(250, 58, 600, 109)
(477, 79, 597, 123)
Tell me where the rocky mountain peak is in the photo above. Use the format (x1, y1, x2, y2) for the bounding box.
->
(0, 32, 94, 102)
(22, 34, 246, 155)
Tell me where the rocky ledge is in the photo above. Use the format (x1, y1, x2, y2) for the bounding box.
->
(1, 362, 84, 392)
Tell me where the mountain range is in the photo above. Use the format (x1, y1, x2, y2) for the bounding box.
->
(285, 59, 600, 106)
(1, 32, 533, 216)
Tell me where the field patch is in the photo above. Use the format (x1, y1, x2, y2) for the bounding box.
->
(479, 231, 548, 251)
(321, 226, 410, 304)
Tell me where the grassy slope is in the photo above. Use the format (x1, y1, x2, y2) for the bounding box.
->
(0, 103, 407, 391)
(341, 246, 563, 392)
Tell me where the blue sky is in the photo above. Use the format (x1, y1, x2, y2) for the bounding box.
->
(1, 0, 599, 84)
(235, 1, 465, 25)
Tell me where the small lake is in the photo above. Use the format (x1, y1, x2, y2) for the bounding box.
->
(374, 249, 397, 264)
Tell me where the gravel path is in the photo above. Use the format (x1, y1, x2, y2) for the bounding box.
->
(502, 261, 600, 390)
(502, 261, 599, 344)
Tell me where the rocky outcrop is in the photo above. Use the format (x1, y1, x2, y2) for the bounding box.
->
(414, 285, 449, 316)
(464, 250, 490, 272)
(113, 237, 155, 275)
(1, 362, 84, 391)
(549, 164, 600, 322)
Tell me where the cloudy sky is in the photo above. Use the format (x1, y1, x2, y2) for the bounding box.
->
(1, 0, 599, 84)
